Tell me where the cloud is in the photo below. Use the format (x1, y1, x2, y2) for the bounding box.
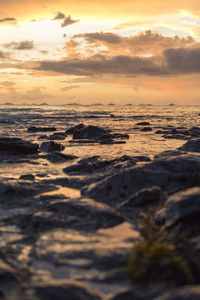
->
(73, 30, 196, 56)
(53, 11, 65, 20)
(4, 40, 34, 50)
(61, 15, 79, 27)
(35, 54, 166, 77)
(164, 47, 200, 73)
(0, 17, 16, 24)
(61, 85, 80, 91)
(0, 50, 11, 59)
(75, 32, 122, 44)
(0, 81, 15, 87)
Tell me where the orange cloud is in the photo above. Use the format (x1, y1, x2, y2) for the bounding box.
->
(73, 31, 196, 56)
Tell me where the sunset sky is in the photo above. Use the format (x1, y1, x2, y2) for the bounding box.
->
(0, 0, 200, 105)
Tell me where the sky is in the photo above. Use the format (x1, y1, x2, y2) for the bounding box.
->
(0, 0, 200, 105)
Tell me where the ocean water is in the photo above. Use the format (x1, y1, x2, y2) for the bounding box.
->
(0, 103, 199, 180)
(0, 104, 199, 179)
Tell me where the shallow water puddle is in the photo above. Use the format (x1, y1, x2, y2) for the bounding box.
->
(41, 186, 81, 198)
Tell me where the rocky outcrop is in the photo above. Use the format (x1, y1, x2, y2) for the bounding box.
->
(0, 137, 39, 154)
(81, 155, 200, 206)
(179, 138, 200, 153)
(156, 187, 200, 237)
(73, 125, 108, 140)
(40, 141, 65, 153)
(28, 126, 57, 132)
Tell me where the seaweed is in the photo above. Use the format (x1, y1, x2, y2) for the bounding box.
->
(127, 208, 200, 286)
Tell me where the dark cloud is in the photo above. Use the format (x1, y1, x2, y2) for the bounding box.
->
(73, 30, 195, 55)
(61, 15, 79, 27)
(164, 47, 200, 73)
(0, 17, 16, 23)
(35, 54, 166, 76)
(53, 11, 66, 20)
(75, 32, 122, 44)
(4, 40, 34, 50)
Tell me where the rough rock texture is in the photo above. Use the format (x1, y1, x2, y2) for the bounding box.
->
(120, 186, 162, 208)
(156, 187, 200, 237)
(154, 286, 200, 300)
(40, 141, 65, 153)
(81, 155, 200, 206)
(19, 174, 35, 180)
(73, 125, 108, 140)
(179, 138, 200, 153)
(33, 280, 102, 300)
(0, 137, 39, 154)
(66, 123, 86, 135)
(28, 126, 57, 132)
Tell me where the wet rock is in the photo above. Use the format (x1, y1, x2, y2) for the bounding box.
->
(133, 155, 151, 162)
(63, 156, 136, 176)
(44, 152, 77, 163)
(154, 150, 185, 160)
(20, 174, 35, 180)
(49, 132, 67, 140)
(0, 180, 55, 205)
(28, 126, 57, 132)
(154, 286, 200, 300)
(46, 198, 124, 231)
(140, 127, 153, 132)
(73, 125, 108, 140)
(0, 137, 39, 154)
(40, 141, 65, 153)
(0, 259, 17, 293)
(136, 121, 151, 126)
(108, 289, 141, 300)
(66, 123, 86, 135)
(100, 139, 126, 145)
(156, 187, 200, 237)
(120, 186, 162, 208)
(33, 280, 102, 300)
(179, 138, 200, 153)
(81, 155, 200, 206)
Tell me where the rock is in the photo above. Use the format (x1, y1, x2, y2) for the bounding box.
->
(136, 121, 151, 126)
(0, 259, 17, 293)
(154, 150, 185, 160)
(27, 126, 57, 132)
(40, 141, 65, 153)
(20, 174, 35, 180)
(179, 139, 200, 153)
(44, 152, 77, 163)
(49, 132, 67, 140)
(120, 186, 162, 208)
(0, 137, 39, 154)
(140, 127, 153, 132)
(107, 289, 140, 300)
(66, 123, 86, 135)
(33, 280, 102, 300)
(63, 156, 136, 176)
(154, 286, 200, 300)
(81, 155, 200, 206)
(73, 125, 108, 140)
(46, 197, 124, 231)
(156, 187, 200, 237)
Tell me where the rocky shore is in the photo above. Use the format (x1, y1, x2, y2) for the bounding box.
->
(0, 121, 200, 300)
